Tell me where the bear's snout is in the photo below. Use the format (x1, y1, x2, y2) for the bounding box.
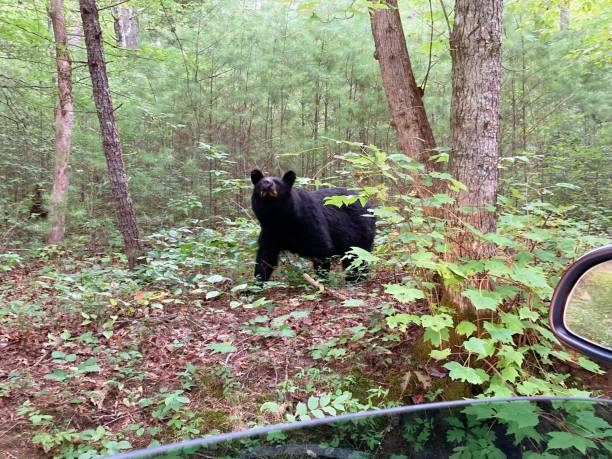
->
(260, 178, 278, 198)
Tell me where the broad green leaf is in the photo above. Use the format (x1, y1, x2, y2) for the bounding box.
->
(577, 357, 604, 374)
(289, 310, 309, 319)
(78, 358, 101, 374)
(510, 266, 550, 291)
(555, 182, 580, 190)
(483, 322, 516, 344)
(431, 193, 455, 205)
(462, 289, 501, 311)
(384, 284, 425, 303)
(421, 314, 453, 331)
(342, 298, 365, 307)
(494, 401, 539, 429)
(516, 378, 549, 396)
(423, 328, 449, 347)
(524, 453, 558, 459)
(547, 431, 596, 454)
(486, 382, 513, 397)
(295, 402, 307, 417)
(311, 409, 325, 418)
(387, 313, 420, 330)
(550, 350, 571, 362)
(482, 232, 517, 248)
(260, 402, 280, 413)
(500, 312, 525, 333)
(103, 440, 132, 454)
(347, 247, 379, 264)
(44, 369, 69, 382)
(498, 345, 524, 367)
(519, 307, 539, 321)
(574, 409, 611, 434)
(463, 337, 495, 359)
(164, 391, 189, 411)
(443, 362, 489, 385)
(531, 324, 559, 344)
(463, 403, 496, 420)
(207, 342, 237, 354)
(455, 320, 477, 337)
(324, 194, 359, 207)
(205, 274, 229, 283)
(501, 366, 519, 383)
(319, 394, 331, 407)
(484, 259, 513, 276)
(430, 348, 451, 360)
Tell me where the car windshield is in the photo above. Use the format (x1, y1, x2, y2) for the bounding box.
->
(110, 398, 611, 458)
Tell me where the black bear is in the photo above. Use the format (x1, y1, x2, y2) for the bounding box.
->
(29, 185, 48, 219)
(250, 169, 376, 282)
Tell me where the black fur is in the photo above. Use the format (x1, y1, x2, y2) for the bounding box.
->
(251, 169, 376, 282)
(29, 185, 48, 219)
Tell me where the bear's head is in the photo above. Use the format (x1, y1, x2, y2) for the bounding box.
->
(251, 169, 296, 200)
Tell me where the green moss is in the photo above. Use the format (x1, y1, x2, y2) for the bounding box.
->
(384, 336, 473, 403)
(196, 371, 226, 399)
(385, 370, 409, 401)
(430, 378, 472, 400)
(343, 367, 378, 402)
(197, 409, 232, 432)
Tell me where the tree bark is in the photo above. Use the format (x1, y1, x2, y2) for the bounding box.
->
(559, 0, 570, 31)
(369, 0, 441, 190)
(46, 0, 74, 244)
(448, 0, 503, 259)
(113, 6, 140, 49)
(79, 0, 142, 268)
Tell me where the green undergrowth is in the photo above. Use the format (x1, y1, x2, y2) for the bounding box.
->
(1, 147, 610, 457)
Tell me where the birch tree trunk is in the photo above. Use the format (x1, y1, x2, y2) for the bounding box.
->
(449, 0, 503, 259)
(79, 0, 142, 268)
(46, 0, 74, 244)
(113, 6, 140, 50)
(369, 0, 441, 193)
(560, 0, 570, 31)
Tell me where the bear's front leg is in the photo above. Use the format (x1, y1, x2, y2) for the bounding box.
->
(342, 255, 367, 282)
(312, 258, 331, 277)
(254, 245, 280, 282)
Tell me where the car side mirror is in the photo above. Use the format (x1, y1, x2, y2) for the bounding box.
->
(549, 245, 612, 365)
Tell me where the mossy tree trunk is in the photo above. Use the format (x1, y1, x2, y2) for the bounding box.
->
(448, 0, 503, 260)
(46, 0, 74, 244)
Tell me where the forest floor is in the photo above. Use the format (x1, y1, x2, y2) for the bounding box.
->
(0, 257, 439, 457)
(1, 257, 610, 458)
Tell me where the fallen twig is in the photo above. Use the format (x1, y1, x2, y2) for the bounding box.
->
(302, 273, 324, 293)
(302, 273, 349, 301)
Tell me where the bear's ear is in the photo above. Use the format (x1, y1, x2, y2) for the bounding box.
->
(251, 169, 264, 185)
(282, 171, 296, 187)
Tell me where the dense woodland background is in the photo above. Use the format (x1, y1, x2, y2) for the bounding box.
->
(1, 0, 609, 245)
(0, 1, 611, 457)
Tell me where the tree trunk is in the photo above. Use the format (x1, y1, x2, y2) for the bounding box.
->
(113, 6, 140, 49)
(369, 0, 441, 189)
(79, 0, 142, 268)
(560, 1, 570, 31)
(46, 0, 74, 244)
(448, 0, 503, 259)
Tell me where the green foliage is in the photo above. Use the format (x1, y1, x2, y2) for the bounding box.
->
(341, 144, 608, 401)
(0, 252, 23, 271)
(1, 1, 611, 456)
(2, 0, 608, 248)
